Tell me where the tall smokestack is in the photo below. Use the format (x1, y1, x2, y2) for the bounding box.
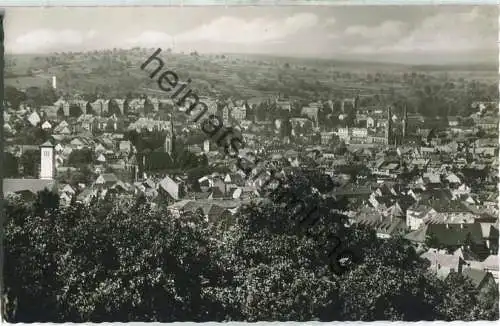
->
(52, 76, 57, 89)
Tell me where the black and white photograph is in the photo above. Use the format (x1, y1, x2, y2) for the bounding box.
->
(1, 3, 499, 323)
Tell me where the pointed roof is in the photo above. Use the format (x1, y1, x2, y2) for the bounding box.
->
(462, 268, 493, 289)
(96, 153, 106, 162)
(40, 140, 54, 147)
(159, 175, 179, 200)
(27, 111, 41, 126)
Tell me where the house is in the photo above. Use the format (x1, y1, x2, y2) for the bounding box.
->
(276, 99, 291, 112)
(53, 98, 70, 117)
(479, 223, 499, 254)
(354, 207, 408, 239)
(54, 143, 64, 153)
(3, 178, 57, 198)
(461, 268, 496, 293)
(445, 173, 461, 185)
(70, 138, 85, 150)
(54, 120, 69, 132)
(231, 105, 247, 122)
(59, 191, 73, 206)
(421, 249, 466, 279)
(77, 114, 95, 132)
(423, 199, 477, 224)
(95, 173, 119, 187)
(91, 99, 109, 116)
(76, 188, 97, 204)
(207, 205, 233, 225)
(41, 121, 52, 130)
(111, 180, 132, 194)
(158, 175, 180, 203)
(27, 111, 41, 126)
(475, 117, 498, 130)
(58, 126, 72, 135)
(448, 116, 459, 127)
(61, 184, 76, 196)
(94, 143, 107, 154)
(422, 172, 441, 185)
(71, 99, 88, 112)
(301, 106, 319, 126)
(405, 222, 486, 256)
(467, 255, 499, 283)
(109, 159, 127, 171)
(128, 98, 145, 112)
(96, 153, 107, 164)
(114, 99, 125, 114)
(320, 132, 335, 145)
(147, 98, 160, 112)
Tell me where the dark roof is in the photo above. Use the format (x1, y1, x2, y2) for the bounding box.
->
(209, 187, 225, 198)
(207, 205, 230, 222)
(420, 189, 453, 202)
(405, 225, 429, 243)
(187, 191, 211, 200)
(332, 184, 371, 196)
(428, 199, 471, 213)
(3, 178, 56, 196)
(76, 188, 94, 200)
(427, 223, 484, 246)
(98, 173, 119, 183)
(356, 216, 407, 236)
(40, 140, 54, 147)
(462, 268, 493, 288)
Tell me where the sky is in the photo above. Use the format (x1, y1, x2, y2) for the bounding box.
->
(4, 5, 498, 64)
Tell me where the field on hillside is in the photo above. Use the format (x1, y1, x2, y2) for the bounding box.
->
(5, 50, 498, 104)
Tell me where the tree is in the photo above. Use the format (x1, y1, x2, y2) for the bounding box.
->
(5, 86, 26, 110)
(57, 106, 65, 119)
(460, 117, 475, 127)
(4, 152, 19, 177)
(20, 150, 39, 177)
(67, 149, 93, 167)
(471, 280, 499, 320)
(69, 104, 83, 118)
(25, 85, 58, 107)
(3, 173, 498, 322)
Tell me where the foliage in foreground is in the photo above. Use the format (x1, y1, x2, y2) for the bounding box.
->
(3, 175, 498, 322)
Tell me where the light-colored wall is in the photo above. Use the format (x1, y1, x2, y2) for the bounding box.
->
(40, 147, 55, 180)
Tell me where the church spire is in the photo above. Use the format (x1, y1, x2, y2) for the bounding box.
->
(385, 106, 392, 145)
(402, 104, 408, 141)
(165, 113, 175, 155)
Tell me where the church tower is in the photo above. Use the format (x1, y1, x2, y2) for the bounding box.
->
(40, 140, 55, 180)
(164, 135, 172, 155)
(385, 107, 392, 145)
(164, 115, 175, 155)
(402, 104, 408, 142)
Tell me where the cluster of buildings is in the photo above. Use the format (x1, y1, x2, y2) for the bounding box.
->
(3, 88, 498, 291)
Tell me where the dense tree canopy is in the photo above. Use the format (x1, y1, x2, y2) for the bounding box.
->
(5, 86, 26, 110)
(3, 152, 19, 177)
(20, 150, 39, 177)
(67, 148, 94, 167)
(3, 173, 498, 322)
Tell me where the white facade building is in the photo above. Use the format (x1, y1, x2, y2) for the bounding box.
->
(40, 141, 55, 180)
